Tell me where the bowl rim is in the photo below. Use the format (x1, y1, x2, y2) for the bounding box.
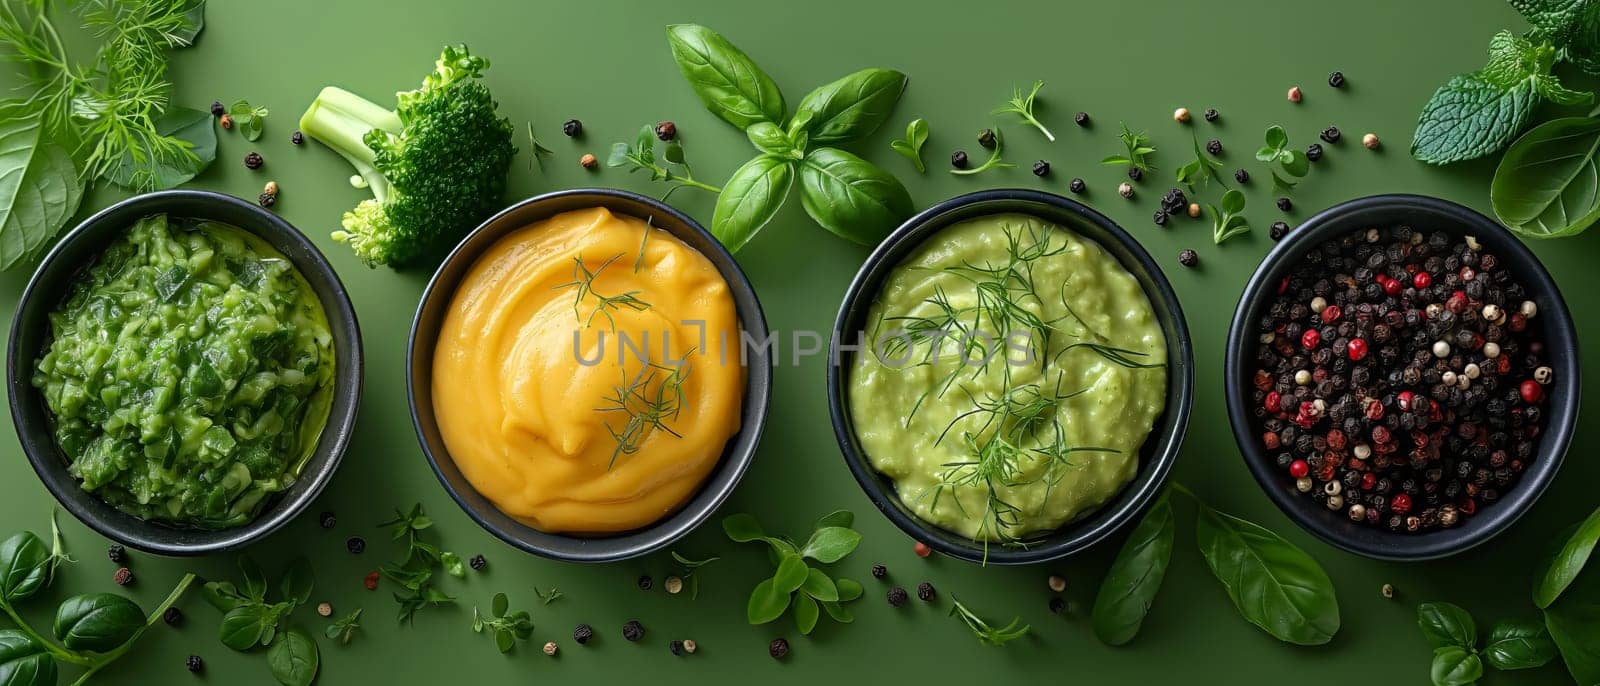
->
(6, 189, 364, 556)
(1223, 193, 1581, 561)
(826, 188, 1194, 565)
(405, 187, 772, 563)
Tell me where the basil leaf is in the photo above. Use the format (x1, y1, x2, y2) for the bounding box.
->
(220, 605, 270, 650)
(1091, 494, 1175, 646)
(1195, 506, 1340, 645)
(203, 581, 245, 612)
(239, 556, 268, 601)
(0, 630, 56, 686)
(800, 568, 839, 602)
(792, 68, 908, 144)
(1493, 117, 1600, 239)
(711, 155, 794, 253)
(773, 554, 809, 594)
(793, 593, 819, 635)
(103, 106, 216, 190)
(1484, 619, 1558, 670)
(1535, 506, 1600, 606)
(441, 552, 465, 579)
(835, 578, 863, 602)
(0, 533, 49, 604)
(800, 526, 862, 563)
(797, 147, 913, 246)
(1546, 600, 1600, 684)
(1418, 602, 1478, 648)
(815, 510, 854, 530)
(665, 24, 784, 130)
(745, 122, 798, 158)
(53, 593, 144, 653)
(0, 102, 85, 271)
(746, 578, 789, 625)
(1431, 646, 1484, 686)
(280, 557, 314, 606)
(266, 626, 318, 686)
(723, 514, 766, 542)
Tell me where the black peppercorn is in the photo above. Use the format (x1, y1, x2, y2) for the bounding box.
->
(243, 151, 263, 170)
(163, 607, 183, 626)
(469, 554, 486, 571)
(113, 567, 134, 586)
(562, 119, 583, 137)
(977, 128, 996, 148)
(916, 582, 936, 601)
(319, 511, 336, 529)
(1271, 221, 1290, 241)
(1153, 211, 1169, 226)
(1178, 249, 1198, 268)
(654, 121, 677, 141)
(1205, 139, 1223, 155)
(1306, 143, 1324, 161)
(769, 638, 790, 659)
(573, 624, 594, 645)
(185, 655, 203, 673)
(291, 130, 306, 145)
(1161, 188, 1188, 215)
(346, 536, 366, 554)
(1049, 597, 1066, 614)
(669, 639, 685, 656)
(107, 544, 125, 563)
(871, 564, 887, 579)
(257, 192, 276, 208)
(1276, 197, 1292, 212)
(1127, 166, 1143, 181)
(887, 586, 909, 607)
(209, 101, 225, 117)
(1204, 107, 1220, 122)
(1032, 160, 1050, 177)
(950, 150, 969, 169)
(1234, 169, 1250, 184)
(1329, 71, 1346, 88)
(1321, 126, 1342, 144)
(637, 575, 653, 590)
(622, 620, 646, 642)
(1068, 178, 1086, 194)
(1074, 111, 1090, 127)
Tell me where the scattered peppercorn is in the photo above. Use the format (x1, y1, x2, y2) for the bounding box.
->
(543, 641, 559, 656)
(916, 582, 936, 602)
(669, 640, 685, 656)
(243, 151, 263, 170)
(107, 544, 125, 563)
(209, 101, 225, 117)
(1178, 249, 1199, 268)
(1118, 182, 1135, 199)
(562, 119, 583, 137)
(1381, 583, 1396, 599)
(623, 620, 646, 642)
(1306, 143, 1324, 162)
(219, 114, 233, 129)
(1235, 168, 1250, 184)
(319, 511, 336, 529)
(257, 192, 276, 208)
(1074, 111, 1090, 127)
(291, 130, 305, 145)
(1160, 188, 1188, 216)
(769, 638, 790, 660)
(347, 536, 365, 554)
(913, 541, 931, 558)
(316, 603, 333, 617)
(1320, 126, 1342, 144)
(1069, 178, 1086, 194)
(1271, 221, 1291, 241)
(1288, 86, 1303, 103)
(1048, 575, 1067, 592)
(113, 567, 134, 586)
(363, 571, 379, 590)
(185, 655, 203, 673)
(1203, 107, 1220, 122)
(1127, 167, 1143, 181)
(655, 121, 677, 141)
(887, 586, 909, 607)
(1188, 202, 1201, 218)
(665, 576, 684, 594)
(1276, 197, 1292, 212)
(573, 624, 594, 645)
(1206, 139, 1223, 155)
(683, 639, 697, 654)
(977, 128, 996, 148)
(1032, 160, 1050, 177)
(637, 574, 653, 590)
(871, 564, 887, 579)
(1363, 133, 1381, 150)
(1328, 71, 1347, 88)
(163, 607, 183, 626)
(1048, 597, 1066, 614)
(1173, 107, 1191, 123)
(1153, 211, 1169, 227)
(263, 180, 279, 197)
(579, 153, 597, 169)
(950, 150, 969, 169)
(468, 554, 486, 571)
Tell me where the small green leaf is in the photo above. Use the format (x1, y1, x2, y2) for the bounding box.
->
(441, 552, 466, 579)
(1092, 494, 1175, 646)
(239, 556, 268, 601)
(0, 533, 49, 604)
(1264, 125, 1289, 150)
(746, 122, 797, 158)
(0, 630, 56, 686)
(816, 510, 854, 530)
(1281, 150, 1310, 177)
(1534, 506, 1600, 607)
(800, 526, 862, 563)
(800, 568, 839, 602)
(54, 593, 145, 653)
(492, 593, 508, 618)
(711, 155, 794, 252)
(746, 578, 790, 625)
(494, 628, 513, 653)
(821, 600, 854, 623)
(1418, 602, 1478, 649)
(1195, 505, 1340, 645)
(202, 581, 245, 612)
(1431, 646, 1483, 686)
(723, 513, 766, 542)
(280, 557, 314, 606)
(890, 118, 929, 173)
(773, 554, 809, 594)
(835, 578, 863, 602)
(1484, 619, 1558, 670)
(267, 627, 318, 686)
(794, 593, 819, 635)
(220, 605, 271, 650)
(793, 68, 907, 144)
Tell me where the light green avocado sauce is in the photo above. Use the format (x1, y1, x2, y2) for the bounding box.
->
(33, 214, 335, 530)
(849, 213, 1167, 542)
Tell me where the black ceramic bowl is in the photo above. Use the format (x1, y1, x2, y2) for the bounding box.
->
(828, 189, 1194, 565)
(408, 188, 771, 563)
(8, 190, 364, 556)
(1224, 194, 1580, 561)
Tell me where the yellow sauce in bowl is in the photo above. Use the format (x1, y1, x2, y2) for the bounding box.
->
(432, 207, 743, 534)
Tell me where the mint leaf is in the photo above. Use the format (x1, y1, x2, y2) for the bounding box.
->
(1509, 0, 1600, 74)
(1411, 73, 1538, 164)
(1535, 74, 1595, 104)
(1481, 32, 1556, 87)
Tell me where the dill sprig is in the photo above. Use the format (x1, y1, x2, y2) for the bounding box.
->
(553, 252, 653, 329)
(950, 596, 1031, 646)
(594, 348, 694, 468)
(992, 81, 1054, 142)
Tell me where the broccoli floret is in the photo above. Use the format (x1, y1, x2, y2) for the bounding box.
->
(299, 45, 516, 267)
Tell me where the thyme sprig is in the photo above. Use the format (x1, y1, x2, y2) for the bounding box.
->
(595, 348, 695, 468)
(607, 124, 721, 200)
(1101, 122, 1157, 173)
(554, 252, 653, 329)
(992, 81, 1055, 141)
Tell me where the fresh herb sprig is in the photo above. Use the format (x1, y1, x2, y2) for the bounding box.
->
(1208, 189, 1250, 244)
(1255, 125, 1309, 193)
(1416, 602, 1558, 685)
(950, 126, 1016, 176)
(203, 556, 320, 686)
(950, 596, 1030, 646)
(594, 348, 694, 468)
(1176, 134, 1227, 190)
(229, 100, 268, 141)
(472, 593, 534, 654)
(889, 118, 929, 172)
(670, 551, 721, 600)
(553, 253, 653, 330)
(378, 504, 459, 624)
(525, 122, 555, 171)
(725, 511, 864, 635)
(607, 124, 721, 200)
(531, 586, 563, 605)
(993, 81, 1055, 141)
(325, 608, 362, 645)
(1101, 123, 1156, 173)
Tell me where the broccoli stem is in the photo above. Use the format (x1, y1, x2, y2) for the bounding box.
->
(298, 86, 404, 203)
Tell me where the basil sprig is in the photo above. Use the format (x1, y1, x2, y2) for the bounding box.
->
(724, 511, 864, 635)
(666, 24, 913, 252)
(204, 556, 321, 686)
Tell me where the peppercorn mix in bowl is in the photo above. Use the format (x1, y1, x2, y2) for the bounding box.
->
(1225, 194, 1579, 561)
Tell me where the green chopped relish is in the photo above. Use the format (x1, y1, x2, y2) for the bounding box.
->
(32, 214, 335, 529)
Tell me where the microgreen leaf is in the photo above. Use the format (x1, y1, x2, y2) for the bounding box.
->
(889, 118, 929, 172)
(800, 527, 862, 563)
(747, 578, 790, 624)
(794, 593, 820, 635)
(950, 596, 1030, 646)
(723, 514, 766, 542)
(1102, 123, 1156, 173)
(1209, 190, 1251, 245)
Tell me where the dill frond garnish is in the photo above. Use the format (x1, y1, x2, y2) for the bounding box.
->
(594, 348, 695, 468)
(553, 252, 652, 329)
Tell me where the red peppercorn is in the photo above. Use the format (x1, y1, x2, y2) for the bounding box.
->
(1364, 397, 1384, 420)
(1397, 391, 1415, 411)
(1320, 304, 1342, 323)
(1498, 356, 1512, 374)
(1361, 473, 1377, 490)
(364, 571, 379, 590)
(1447, 291, 1469, 313)
(1326, 429, 1346, 449)
(1278, 277, 1289, 294)
(1509, 313, 1527, 332)
(1391, 493, 1413, 514)
(1263, 432, 1281, 449)
(1383, 278, 1402, 296)
(1289, 459, 1309, 478)
(1347, 338, 1368, 360)
(1520, 380, 1543, 403)
(1264, 391, 1281, 413)
(1413, 272, 1431, 289)
(913, 542, 931, 558)
(1459, 266, 1476, 282)
(1460, 499, 1476, 515)
(1301, 329, 1321, 349)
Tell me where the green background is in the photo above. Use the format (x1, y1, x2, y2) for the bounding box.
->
(3, 0, 1598, 683)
